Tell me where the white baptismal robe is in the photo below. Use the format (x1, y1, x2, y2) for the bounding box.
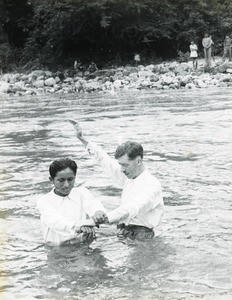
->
(37, 187, 105, 245)
(86, 142, 164, 229)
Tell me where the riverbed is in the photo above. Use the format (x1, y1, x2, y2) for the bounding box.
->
(0, 88, 232, 300)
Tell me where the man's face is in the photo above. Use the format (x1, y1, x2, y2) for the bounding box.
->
(117, 154, 141, 179)
(51, 168, 76, 197)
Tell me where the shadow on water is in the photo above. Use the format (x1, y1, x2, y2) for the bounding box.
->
(38, 234, 173, 299)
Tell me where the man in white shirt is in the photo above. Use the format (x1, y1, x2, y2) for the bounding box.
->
(37, 158, 106, 246)
(69, 120, 164, 241)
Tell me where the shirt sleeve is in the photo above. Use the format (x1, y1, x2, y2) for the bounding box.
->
(37, 198, 76, 236)
(86, 141, 126, 187)
(80, 187, 106, 217)
(108, 182, 162, 224)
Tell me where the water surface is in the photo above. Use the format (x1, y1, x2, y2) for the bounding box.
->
(0, 88, 232, 300)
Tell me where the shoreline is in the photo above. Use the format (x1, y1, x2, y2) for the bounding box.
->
(0, 57, 232, 96)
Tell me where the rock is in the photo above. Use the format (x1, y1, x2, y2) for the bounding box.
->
(85, 81, 101, 92)
(8, 83, 23, 93)
(75, 80, 85, 92)
(113, 80, 122, 88)
(169, 61, 178, 70)
(146, 64, 156, 71)
(181, 75, 192, 84)
(162, 76, 174, 85)
(11, 74, 22, 82)
(174, 63, 190, 74)
(1, 74, 11, 82)
(64, 77, 73, 83)
(92, 69, 116, 78)
(219, 74, 231, 82)
(21, 75, 29, 81)
(44, 77, 56, 86)
(186, 83, 196, 89)
(33, 80, 45, 88)
(226, 68, 232, 73)
(29, 70, 45, 77)
(0, 81, 10, 93)
(55, 71, 65, 81)
(159, 66, 170, 74)
(24, 89, 35, 95)
(138, 70, 154, 78)
(150, 75, 159, 82)
(196, 80, 207, 88)
(55, 77, 60, 83)
(44, 71, 53, 77)
(218, 62, 232, 73)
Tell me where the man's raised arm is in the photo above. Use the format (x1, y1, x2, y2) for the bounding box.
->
(68, 119, 89, 147)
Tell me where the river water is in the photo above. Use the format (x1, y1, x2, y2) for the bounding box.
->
(0, 88, 232, 300)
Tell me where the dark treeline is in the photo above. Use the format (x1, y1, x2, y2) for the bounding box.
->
(0, 0, 231, 71)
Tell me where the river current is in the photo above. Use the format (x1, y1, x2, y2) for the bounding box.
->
(0, 88, 232, 300)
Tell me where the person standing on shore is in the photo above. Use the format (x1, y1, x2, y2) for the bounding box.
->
(68, 120, 164, 241)
(222, 35, 232, 61)
(189, 40, 198, 70)
(134, 53, 141, 66)
(202, 33, 214, 67)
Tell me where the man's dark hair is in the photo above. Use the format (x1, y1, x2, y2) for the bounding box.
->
(49, 158, 78, 179)
(114, 141, 143, 160)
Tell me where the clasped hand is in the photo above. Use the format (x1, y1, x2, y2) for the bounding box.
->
(92, 210, 109, 225)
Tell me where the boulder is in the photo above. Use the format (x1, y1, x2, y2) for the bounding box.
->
(33, 80, 45, 88)
(219, 74, 231, 82)
(218, 62, 232, 73)
(138, 70, 154, 78)
(196, 80, 207, 88)
(1, 74, 11, 82)
(64, 77, 73, 83)
(85, 81, 101, 92)
(113, 79, 122, 88)
(162, 76, 174, 85)
(44, 77, 56, 86)
(29, 70, 45, 77)
(174, 63, 190, 74)
(0, 81, 10, 93)
(91, 69, 116, 78)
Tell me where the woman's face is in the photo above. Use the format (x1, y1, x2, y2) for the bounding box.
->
(51, 168, 76, 197)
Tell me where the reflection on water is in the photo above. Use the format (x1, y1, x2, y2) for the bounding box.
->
(0, 88, 232, 299)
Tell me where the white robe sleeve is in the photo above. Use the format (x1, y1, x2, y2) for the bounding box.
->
(37, 199, 76, 236)
(80, 187, 106, 217)
(108, 183, 163, 225)
(86, 141, 126, 187)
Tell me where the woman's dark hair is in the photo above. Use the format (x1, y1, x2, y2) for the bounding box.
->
(114, 141, 143, 160)
(49, 158, 77, 179)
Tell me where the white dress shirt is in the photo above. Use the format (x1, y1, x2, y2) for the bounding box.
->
(86, 142, 164, 229)
(37, 187, 105, 245)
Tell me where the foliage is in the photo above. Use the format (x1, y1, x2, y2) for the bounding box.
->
(0, 0, 231, 69)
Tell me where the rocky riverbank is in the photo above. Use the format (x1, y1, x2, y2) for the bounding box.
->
(0, 58, 232, 96)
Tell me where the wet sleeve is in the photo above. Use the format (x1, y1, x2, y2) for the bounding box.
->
(81, 187, 106, 217)
(86, 142, 126, 187)
(108, 184, 163, 224)
(37, 199, 76, 235)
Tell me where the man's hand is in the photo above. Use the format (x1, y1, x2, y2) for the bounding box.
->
(68, 119, 83, 139)
(68, 119, 88, 147)
(92, 210, 109, 225)
(80, 226, 96, 241)
(73, 219, 95, 233)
